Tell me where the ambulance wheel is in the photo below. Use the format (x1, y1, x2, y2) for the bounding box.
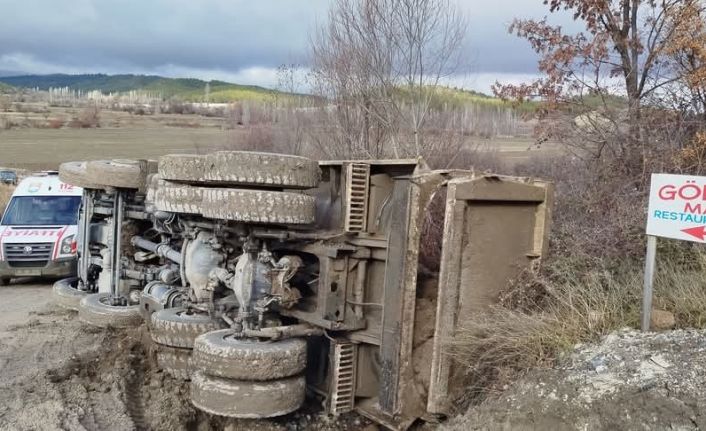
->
(0, 277, 10, 286)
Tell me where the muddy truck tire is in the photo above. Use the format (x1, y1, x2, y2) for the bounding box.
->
(150, 308, 226, 349)
(59, 161, 105, 189)
(156, 345, 192, 380)
(204, 151, 320, 189)
(85, 159, 157, 191)
(152, 181, 204, 215)
(192, 330, 307, 380)
(144, 174, 161, 209)
(201, 188, 316, 224)
(52, 277, 88, 311)
(78, 293, 142, 328)
(190, 371, 306, 418)
(159, 151, 320, 189)
(158, 154, 207, 183)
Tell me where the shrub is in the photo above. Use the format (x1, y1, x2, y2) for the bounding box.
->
(69, 105, 101, 128)
(0, 184, 14, 215)
(46, 117, 65, 129)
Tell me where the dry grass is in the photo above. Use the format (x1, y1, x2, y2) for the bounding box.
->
(654, 252, 706, 327)
(164, 121, 201, 128)
(448, 252, 706, 401)
(0, 104, 557, 171)
(0, 184, 14, 215)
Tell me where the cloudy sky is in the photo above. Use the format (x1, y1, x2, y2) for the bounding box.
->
(0, 0, 577, 93)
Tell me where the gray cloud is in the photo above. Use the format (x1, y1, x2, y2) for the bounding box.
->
(0, 0, 578, 91)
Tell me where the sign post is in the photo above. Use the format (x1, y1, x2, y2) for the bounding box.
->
(644, 173, 706, 331)
(641, 235, 657, 331)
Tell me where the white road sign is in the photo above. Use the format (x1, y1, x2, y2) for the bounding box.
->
(647, 173, 706, 242)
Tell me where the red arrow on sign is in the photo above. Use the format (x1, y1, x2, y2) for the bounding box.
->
(681, 225, 706, 240)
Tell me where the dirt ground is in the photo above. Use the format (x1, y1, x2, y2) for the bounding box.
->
(0, 280, 369, 431)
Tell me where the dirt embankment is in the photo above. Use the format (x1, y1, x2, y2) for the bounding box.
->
(446, 328, 706, 431)
(0, 283, 366, 431)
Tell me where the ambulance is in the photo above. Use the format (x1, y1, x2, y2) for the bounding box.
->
(0, 173, 82, 285)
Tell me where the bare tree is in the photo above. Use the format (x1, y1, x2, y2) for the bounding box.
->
(310, 0, 467, 159)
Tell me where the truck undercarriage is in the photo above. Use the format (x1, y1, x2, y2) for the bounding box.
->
(55, 152, 553, 429)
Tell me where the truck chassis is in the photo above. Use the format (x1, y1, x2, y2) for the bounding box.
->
(55, 152, 553, 429)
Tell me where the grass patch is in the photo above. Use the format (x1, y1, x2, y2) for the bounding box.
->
(391, 85, 538, 114)
(190, 88, 277, 103)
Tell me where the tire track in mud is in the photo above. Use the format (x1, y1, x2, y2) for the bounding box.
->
(0, 290, 370, 431)
(42, 332, 117, 430)
(124, 344, 148, 431)
(37, 322, 144, 431)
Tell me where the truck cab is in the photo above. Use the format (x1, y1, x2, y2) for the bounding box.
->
(0, 174, 82, 285)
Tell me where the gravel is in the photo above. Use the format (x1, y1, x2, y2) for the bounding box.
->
(446, 328, 706, 430)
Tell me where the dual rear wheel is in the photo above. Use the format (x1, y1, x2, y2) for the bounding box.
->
(190, 329, 308, 418)
(150, 308, 226, 380)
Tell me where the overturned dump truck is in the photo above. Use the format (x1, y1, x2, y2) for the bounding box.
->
(54, 152, 553, 429)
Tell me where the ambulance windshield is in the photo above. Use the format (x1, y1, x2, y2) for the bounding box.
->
(1, 196, 81, 226)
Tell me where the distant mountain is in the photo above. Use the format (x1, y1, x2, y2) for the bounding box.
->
(0, 73, 534, 111)
(0, 73, 281, 102)
(0, 70, 26, 78)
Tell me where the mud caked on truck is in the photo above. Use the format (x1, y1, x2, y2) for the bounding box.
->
(53, 153, 552, 430)
(0, 173, 81, 285)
